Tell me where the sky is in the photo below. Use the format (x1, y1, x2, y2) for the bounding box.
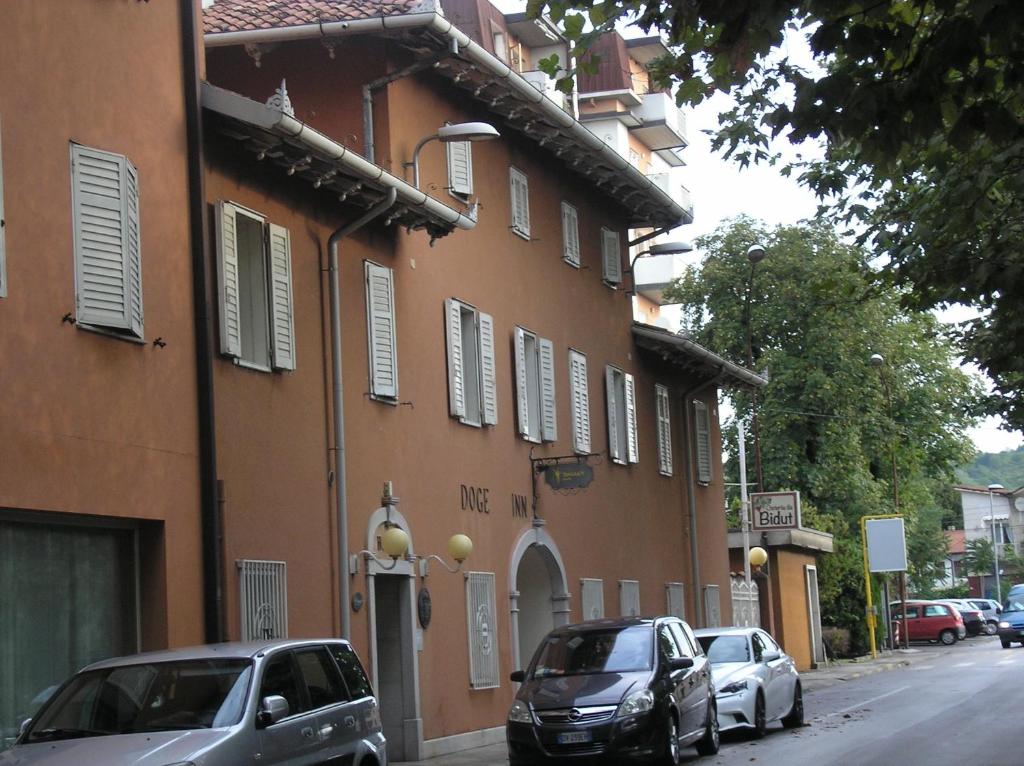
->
(490, 2, 1020, 454)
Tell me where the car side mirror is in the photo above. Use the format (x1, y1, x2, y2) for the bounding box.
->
(510, 670, 525, 683)
(763, 651, 781, 663)
(257, 695, 290, 727)
(18, 718, 32, 738)
(997, 606, 1003, 613)
(669, 657, 694, 672)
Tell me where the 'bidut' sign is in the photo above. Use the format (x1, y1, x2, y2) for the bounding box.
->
(750, 491, 801, 531)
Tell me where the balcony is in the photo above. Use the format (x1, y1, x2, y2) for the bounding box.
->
(630, 92, 688, 150)
(633, 253, 684, 305)
(521, 70, 567, 111)
(647, 172, 693, 220)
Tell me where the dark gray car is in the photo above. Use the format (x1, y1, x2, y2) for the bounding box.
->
(1, 639, 386, 766)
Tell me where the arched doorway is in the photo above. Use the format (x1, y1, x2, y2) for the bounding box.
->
(508, 522, 570, 673)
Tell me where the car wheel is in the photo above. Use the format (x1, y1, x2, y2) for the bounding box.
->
(1001, 638, 1011, 649)
(751, 692, 767, 739)
(695, 699, 720, 756)
(985, 622, 998, 635)
(939, 629, 956, 645)
(782, 683, 804, 728)
(657, 713, 680, 766)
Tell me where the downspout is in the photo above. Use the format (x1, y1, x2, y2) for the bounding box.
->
(181, 0, 224, 642)
(330, 188, 398, 639)
(362, 42, 459, 162)
(680, 375, 724, 628)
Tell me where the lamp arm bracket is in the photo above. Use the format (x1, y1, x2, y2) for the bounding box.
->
(358, 549, 400, 570)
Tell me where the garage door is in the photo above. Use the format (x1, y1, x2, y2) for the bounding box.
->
(0, 518, 138, 749)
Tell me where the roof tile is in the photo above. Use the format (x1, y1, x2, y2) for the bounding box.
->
(204, 0, 430, 35)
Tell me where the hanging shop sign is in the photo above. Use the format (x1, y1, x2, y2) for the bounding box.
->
(750, 491, 801, 531)
(542, 460, 594, 490)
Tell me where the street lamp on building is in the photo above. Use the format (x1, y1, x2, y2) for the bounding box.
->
(742, 243, 767, 491)
(625, 240, 694, 274)
(989, 483, 1005, 601)
(406, 122, 500, 189)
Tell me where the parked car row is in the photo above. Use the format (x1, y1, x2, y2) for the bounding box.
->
(506, 617, 802, 764)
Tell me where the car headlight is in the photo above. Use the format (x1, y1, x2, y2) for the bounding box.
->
(718, 680, 749, 695)
(618, 689, 655, 718)
(508, 700, 533, 724)
(999, 621, 1011, 629)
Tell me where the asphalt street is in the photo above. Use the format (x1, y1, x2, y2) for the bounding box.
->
(687, 635, 1020, 766)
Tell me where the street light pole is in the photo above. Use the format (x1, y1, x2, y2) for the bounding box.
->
(989, 483, 1005, 602)
(742, 244, 766, 492)
(738, 420, 752, 624)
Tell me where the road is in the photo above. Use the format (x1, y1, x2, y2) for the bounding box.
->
(687, 635, 1020, 766)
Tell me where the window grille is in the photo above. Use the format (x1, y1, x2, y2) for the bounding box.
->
(466, 571, 499, 689)
(581, 578, 604, 620)
(666, 583, 685, 619)
(238, 559, 288, 641)
(619, 579, 640, 617)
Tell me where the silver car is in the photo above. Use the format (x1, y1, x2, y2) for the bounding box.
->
(1, 639, 386, 766)
(693, 627, 802, 738)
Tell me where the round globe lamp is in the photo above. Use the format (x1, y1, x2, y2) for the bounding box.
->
(448, 533, 473, 563)
(749, 546, 768, 568)
(381, 526, 410, 560)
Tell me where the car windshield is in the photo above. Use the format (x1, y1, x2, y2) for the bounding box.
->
(531, 627, 653, 677)
(25, 659, 253, 742)
(696, 635, 751, 664)
(1003, 598, 1024, 613)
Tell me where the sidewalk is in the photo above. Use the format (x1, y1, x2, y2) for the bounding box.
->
(397, 646, 945, 765)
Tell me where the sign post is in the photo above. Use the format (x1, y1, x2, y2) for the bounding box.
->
(860, 514, 906, 658)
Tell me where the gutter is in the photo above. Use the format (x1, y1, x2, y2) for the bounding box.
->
(182, 0, 224, 642)
(201, 83, 476, 232)
(329, 188, 399, 640)
(633, 323, 767, 389)
(204, 12, 688, 227)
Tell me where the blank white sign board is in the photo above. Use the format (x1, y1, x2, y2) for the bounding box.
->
(866, 518, 907, 572)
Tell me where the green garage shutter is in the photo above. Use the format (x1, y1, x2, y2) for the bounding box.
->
(0, 520, 137, 750)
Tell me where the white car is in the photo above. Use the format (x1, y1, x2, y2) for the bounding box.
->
(693, 627, 803, 738)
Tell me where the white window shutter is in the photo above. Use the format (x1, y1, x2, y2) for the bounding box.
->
(694, 399, 712, 483)
(0, 115, 6, 298)
(656, 384, 673, 476)
(445, 298, 466, 419)
(215, 201, 242, 358)
(365, 261, 397, 398)
(466, 572, 499, 689)
(624, 373, 639, 463)
(510, 167, 530, 238)
(569, 350, 591, 454)
(478, 312, 498, 425)
(602, 227, 622, 285)
(606, 366, 621, 462)
(581, 579, 604, 620)
(447, 140, 474, 197)
(538, 337, 557, 442)
(238, 559, 288, 640)
(561, 202, 580, 267)
(71, 145, 142, 336)
(619, 580, 640, 617)
(514, 327, 530, 438)
(267, 223, 296, 371)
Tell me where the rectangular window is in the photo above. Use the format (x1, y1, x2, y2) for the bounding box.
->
(693, 399, 712, 483)
(466, 571, 499, 689)
(619, 579, 640, 617)
(509, 167, 530, 239)
(601, 227, 622, 285)
(70, 144, 143, 337)
(238, 559, 288, 641)
(447, 139, 474, 199)
(514, 327, 556, 443)
(606, 365, 638, 465)
(581, 578, 604, 620)
(216, 201, 296, 371)
(569, 349, 591, 454)
(445, 298, 497, 427)
(656, 384, 673, 476)
(666, 582, 685, 619)
(0, 115, 6, 298)
(561, 202, 580, 267)
(365, 261, 398, 400)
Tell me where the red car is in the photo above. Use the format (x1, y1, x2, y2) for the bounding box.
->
(890, 601, 966, 645)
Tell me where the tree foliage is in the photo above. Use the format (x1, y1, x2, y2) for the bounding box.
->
(957, 445, 1024, 489)
(529, 0, 1024, 428)
(666, 218, 979, 650)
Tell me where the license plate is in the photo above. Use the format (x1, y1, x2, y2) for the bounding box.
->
(557, 731, 592, 745)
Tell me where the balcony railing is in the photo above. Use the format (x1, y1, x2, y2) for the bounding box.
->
(521, 70, 567, 111)
(631, 92, 688, 149)
(647, 172, 693, 217)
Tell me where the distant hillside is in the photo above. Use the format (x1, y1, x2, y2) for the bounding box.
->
(957, 445, 1024, 489)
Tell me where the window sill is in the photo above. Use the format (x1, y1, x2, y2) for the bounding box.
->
(457, 416, 483, 428)
(370, 394, 399, 406)
(76, 322, 146, 345)
(233, 358, 273, 374)
(602, 280, 621, 290)
(563, 257, 581, 269)
(511, 227, 531, 241)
